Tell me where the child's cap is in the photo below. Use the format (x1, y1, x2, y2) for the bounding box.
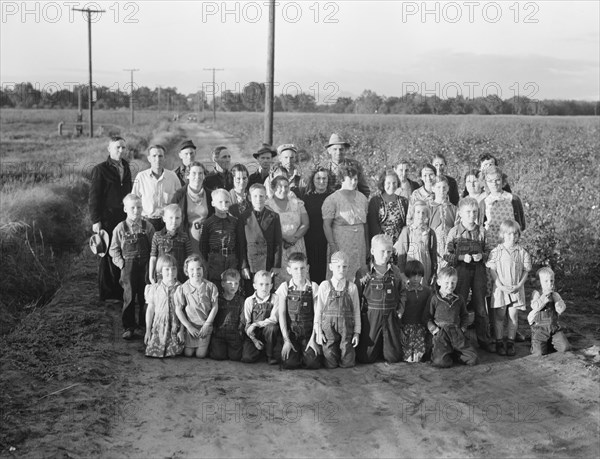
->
(330, 251, 348, 264)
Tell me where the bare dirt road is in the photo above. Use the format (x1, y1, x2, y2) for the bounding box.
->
(1, 125, 599, 458)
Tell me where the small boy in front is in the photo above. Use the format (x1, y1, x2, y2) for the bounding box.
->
(444, 197, 494, 353)
(109, 193, 155, 340)
(355, 235, 405, 364)
(528, 267, 571, 356)
(210, 269, 245, 361)
(237, 183, 282, 294)
(149, 204, 193, 284)
(424, 266, 478, 368)
(315, 251, 361, 368)
(276, 252, 321, 369)
(241, 270, 281, 364)
(199, 189, 238, 285)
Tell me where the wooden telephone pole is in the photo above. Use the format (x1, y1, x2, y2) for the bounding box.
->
(203, 68, 224, 123)
(124, 69, 139, 125)
(264, 0, 275, 145)
(73, 7, 105, 138)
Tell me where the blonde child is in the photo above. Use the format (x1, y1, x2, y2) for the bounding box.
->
(174, 255, 219, 358)
(210, 269, 245, 361)
(315, 251, 361, 368)
(242, 270, 281, 364)
(355, 235, 405, 364)
(144, 254, 184, 358)
(487, 219, 532, 356)
(199, 189, 238, 285)
(444, 197, 494, 353)
(528, 267, 571, 356)
(109, 193, 155, 340)
(149, 204, 193, 284)
(429, 176, 457, 272)
(399, 260, 432, 363)
(394, 200, 437, 286)
(424, 267, 478, 368)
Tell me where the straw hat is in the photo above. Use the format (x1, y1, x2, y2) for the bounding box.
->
(89, 230, 110, 257)
(325, 133, 350, 149)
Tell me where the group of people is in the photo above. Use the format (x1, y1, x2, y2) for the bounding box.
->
(88, 133, 570, 368)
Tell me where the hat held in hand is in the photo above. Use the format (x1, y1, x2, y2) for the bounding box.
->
(326, 133, 350, 149)
(89, 230, 110, 257)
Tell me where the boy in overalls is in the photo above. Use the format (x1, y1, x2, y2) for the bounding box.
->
(109, 194, 155, 339)
(315, 251, 361, 368)
(356, 235, 405, 363)
(237, 183, 282, 295)
(276, 252, 321, 369)
(241, 270, 281, 364)
(528, 267, 571, 356)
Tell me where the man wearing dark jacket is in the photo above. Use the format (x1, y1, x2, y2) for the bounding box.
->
(89, 136, 132, 302)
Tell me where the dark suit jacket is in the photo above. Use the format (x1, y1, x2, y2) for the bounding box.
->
(89, 157, 132, 232)
(237, 207, 282, 273)
(204, 169, 233, 192)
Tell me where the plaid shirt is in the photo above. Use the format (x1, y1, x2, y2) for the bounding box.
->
(443, 222, 487, 267)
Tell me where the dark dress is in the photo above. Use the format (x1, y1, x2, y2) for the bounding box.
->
(301, 191, 332, 284)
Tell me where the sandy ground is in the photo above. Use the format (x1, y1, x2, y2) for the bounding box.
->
(1, 124, 599, 458)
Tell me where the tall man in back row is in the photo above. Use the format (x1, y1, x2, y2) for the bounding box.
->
(320, 133, 370, 197)
(89, 136, 132, 302)
(204, 146, 233, 192)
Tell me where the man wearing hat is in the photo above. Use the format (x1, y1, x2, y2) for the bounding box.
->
(175, 140, 197, 186)
(276, 143, 302, 193)
(89, 136, 132, 302)
(248, 144, 277, 188)
(320, 133, 370, 197)
(204, 146, 233, 192)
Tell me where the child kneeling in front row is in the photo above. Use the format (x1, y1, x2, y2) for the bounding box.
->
(276, 252, 321, 369)
(528, 267, 571, 356)
(315, 251, 361, 368)
(210, 269, 245, 361)
(242, 270, 281, 364)
(424, 266, 478, 368)
(144, 254, 184, 358)
(400, 260, 432, 363)
(355, 235, 405, 364)
(174, 255, 219, 358)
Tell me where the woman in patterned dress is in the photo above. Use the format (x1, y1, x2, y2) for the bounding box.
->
(266, 175, 309, 285)
(301, 166, 336, 284)
(367, 170, 409, 262)
(480, 166, 526, 250)
(322, 164, 369, 281)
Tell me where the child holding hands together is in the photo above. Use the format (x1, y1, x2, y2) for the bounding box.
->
(174, 255, 219, 358)
(487, 220, 531, 356)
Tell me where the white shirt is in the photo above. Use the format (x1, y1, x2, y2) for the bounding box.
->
(132, 168, 181, 218)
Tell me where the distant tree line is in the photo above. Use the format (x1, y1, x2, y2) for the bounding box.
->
(1, 82, 598, 116)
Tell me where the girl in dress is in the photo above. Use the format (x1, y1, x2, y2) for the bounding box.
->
(394, 200, 437, 286)
(486, 219, 532, 357)
(144, 254, 184, 358)
(174, 255, 219, 358)
(367, 169, 409, 246)
(399, 260, 432, 362)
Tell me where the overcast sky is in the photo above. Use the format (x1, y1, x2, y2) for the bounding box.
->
(2, 1, 599, 101)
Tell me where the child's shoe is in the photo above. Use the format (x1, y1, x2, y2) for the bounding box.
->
(496, 340, 506, 356)
(122, 329, 134, 340)
(506, 340, 516, 357)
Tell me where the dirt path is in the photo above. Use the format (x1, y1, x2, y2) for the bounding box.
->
(2, 125, 599, 458)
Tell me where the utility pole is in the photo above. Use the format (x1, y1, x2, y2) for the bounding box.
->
(157, 86, 161, 117)
(264, 0, 275, 145)
(73, 6, 105, 138)
(124, 69, 139, 125)
(203, 67, 224, 123)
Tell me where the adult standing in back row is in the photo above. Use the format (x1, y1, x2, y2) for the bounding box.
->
(320, 133, 370, 197)
(89, 136, 132, 302)
(132, 144, 181, 232)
